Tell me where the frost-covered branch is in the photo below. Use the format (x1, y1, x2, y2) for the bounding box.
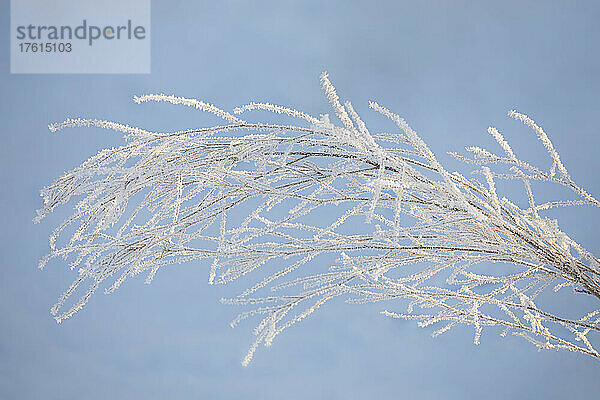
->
(36, 72, 600, 365)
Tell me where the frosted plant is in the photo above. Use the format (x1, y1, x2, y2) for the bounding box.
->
(36, 72, 600, 365)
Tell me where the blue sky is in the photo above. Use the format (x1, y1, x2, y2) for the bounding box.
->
(2, 1, 600, 399)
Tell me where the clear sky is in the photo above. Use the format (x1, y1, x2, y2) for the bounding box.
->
(2, 1, 600, 399)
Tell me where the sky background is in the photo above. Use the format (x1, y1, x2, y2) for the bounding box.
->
(2, 1, 600, 399)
